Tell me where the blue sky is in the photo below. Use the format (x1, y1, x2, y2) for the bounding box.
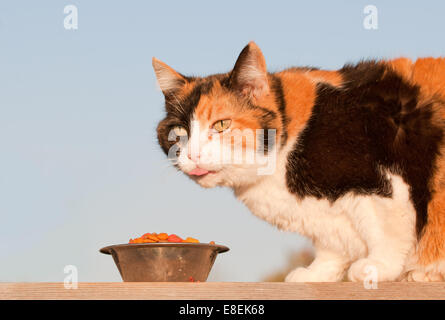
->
(1, 0, 444, 282)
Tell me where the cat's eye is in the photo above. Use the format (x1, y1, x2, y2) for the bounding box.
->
(173, 126, 187, 137)
(212, 119, 232, 133)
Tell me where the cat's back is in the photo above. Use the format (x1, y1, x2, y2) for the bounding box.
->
(389, 56, 445, 101)
(283, 57, 445, 235)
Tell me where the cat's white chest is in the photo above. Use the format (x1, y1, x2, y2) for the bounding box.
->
(234, 165, 368, 259)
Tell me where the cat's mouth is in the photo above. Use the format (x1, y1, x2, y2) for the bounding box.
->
(187, 167, 218, 177)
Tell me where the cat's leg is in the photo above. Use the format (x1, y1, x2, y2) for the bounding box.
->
(285, 246, 350, 282)
(345, 177, 417, 282)
(404, 189, 445, 282)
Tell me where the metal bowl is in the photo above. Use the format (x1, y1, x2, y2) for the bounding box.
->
(100, 242, 229, 282)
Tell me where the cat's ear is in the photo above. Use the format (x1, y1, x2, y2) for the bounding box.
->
(230, 41, 270, 100)
(152, 57, 187, 95)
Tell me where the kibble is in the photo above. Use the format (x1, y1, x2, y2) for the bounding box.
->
(129, 233, 214, 244)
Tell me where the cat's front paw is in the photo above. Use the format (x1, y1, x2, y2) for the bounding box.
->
(347, 258, 401, 282)
(285, 267, 315, 282)
(285, 267, 340, 282)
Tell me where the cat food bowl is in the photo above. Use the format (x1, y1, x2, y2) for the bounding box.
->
(100, 243, 229, 282)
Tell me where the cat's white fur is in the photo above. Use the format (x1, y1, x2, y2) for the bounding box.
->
(234, 143, 417, 282)
(178, 116, 418, 282)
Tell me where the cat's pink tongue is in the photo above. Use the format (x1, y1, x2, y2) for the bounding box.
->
(188, 168, 209, 176)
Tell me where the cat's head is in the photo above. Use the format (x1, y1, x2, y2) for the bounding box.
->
(154, 42, 280, 188)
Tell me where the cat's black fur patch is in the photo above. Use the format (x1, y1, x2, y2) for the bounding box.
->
(270, 75, 289, 147)
(157, 79, 214, 155)
(285, 61, 444, 236)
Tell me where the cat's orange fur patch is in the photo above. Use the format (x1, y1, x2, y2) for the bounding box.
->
(194, 81, 240, 128)
(412, 57, 445, 100)
(276, 70, 318, 139)
(418, 182, 445, 265)
(386, 57, 414, 81)
(194, 91, 212, 122)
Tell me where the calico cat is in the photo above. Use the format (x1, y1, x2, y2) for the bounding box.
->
(153, 41, 445, 282)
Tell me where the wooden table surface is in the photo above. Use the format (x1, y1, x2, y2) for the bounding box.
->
(1, 282, 445, 300)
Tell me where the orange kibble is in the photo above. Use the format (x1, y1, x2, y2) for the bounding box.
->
(129, 232, 207, 245)
(167, 234, 183, 242)
(184, 237, 199, 243)
(157, 233, 168, 240)
(147, 234, 160, 242)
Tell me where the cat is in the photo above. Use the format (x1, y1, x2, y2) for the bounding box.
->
(153, 41, 445, 282)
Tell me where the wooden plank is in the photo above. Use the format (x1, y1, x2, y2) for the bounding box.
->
(1, 282, 445, 300)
